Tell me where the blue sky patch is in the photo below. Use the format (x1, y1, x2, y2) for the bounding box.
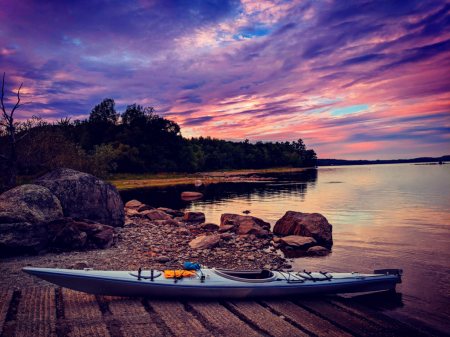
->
(331, 104, 368, 116)
(233, 26, 270, 40)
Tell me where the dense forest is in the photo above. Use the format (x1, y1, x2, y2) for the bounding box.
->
(0, 98, 317, 184)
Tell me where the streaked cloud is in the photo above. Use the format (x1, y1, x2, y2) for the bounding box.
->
(1, 0, 449, 159)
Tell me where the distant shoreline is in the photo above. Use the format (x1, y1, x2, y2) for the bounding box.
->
(317, 155, 449, 166)
(109, 167, 314, 191)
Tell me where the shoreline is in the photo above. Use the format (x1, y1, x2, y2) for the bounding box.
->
(109, 167, 314, 191)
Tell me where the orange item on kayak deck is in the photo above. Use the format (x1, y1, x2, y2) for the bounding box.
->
(164, 270, 196, 278)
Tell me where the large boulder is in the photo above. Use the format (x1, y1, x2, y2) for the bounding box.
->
(220, 214, 270, 237)
(34, 168, 125, 227)
(273, 211, 332, 245)
(189, 234, 220, 249)
(280, 236, 317, 249)
(0, 184, 63, 256)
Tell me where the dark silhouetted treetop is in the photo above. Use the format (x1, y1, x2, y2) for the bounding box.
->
(89, 98, 119, 125)
(121, 103, 154, 126)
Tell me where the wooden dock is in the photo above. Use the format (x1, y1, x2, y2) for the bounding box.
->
(0, 287, 430, 337)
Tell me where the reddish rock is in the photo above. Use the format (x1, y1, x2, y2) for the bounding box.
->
(181, 192, 203, 200)
(307, 246, 330, 256)
(273, 211, 332, 245)
(162, 219, 180, 226)
(72, 221, 114, 249)
(157, 207, 184, 217)
(125, 200, 142, 209)
(92, 229, 113, 249)
(219, 214, 270, 237)
(126, 209, 140, 217)
(220, 232, 232, 240)
(189, 234, 220, 249)
(71, 261, 89, 269)
(49, 223, 87, 249)
(143, 209, 171, 221)
(155, 256, 171, 263)
(218, 225, 236, 233)
(259, 229, 269, 237)
(280, 236, 317, 249)
(182, 212, 205, 222)
(137, 204, 154, 212)
(201, 222, 219, 231)
(179, 228, 190, 235)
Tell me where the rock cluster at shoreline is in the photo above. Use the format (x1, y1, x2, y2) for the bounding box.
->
(108, 199, 333, 272)
(0, 169, 333, 290)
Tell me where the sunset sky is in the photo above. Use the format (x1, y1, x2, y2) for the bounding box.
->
(1, 0, 449, 159)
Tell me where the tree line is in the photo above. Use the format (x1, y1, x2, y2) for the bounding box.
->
(1, 85, 317, 189)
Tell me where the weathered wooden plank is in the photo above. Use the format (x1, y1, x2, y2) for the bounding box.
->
(108, 297, 163, 337)
(68, 322, 111, 337)
(14, 322, 58, 337)
(147, 299, 210, 337)
(0, 289, 13, 336)
(15, 287, 57, 337)
(327, 297, 429, 337)
(108, 297, 151, 324)
(62, 288, 110, 336)
(17, 287, 56, 324)
(226, 300, 307, 337)
(261, 299, 352, 337)
(116, 323, 166, 337)
(62, 288, 103, 321)
(295, 298, 385, 337)
(187, 300, 263, 337)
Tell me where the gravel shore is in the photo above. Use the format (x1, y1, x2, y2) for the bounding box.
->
(0, 213, 292, 290)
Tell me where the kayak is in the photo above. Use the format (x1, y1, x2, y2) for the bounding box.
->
(23, 267, 402, 298)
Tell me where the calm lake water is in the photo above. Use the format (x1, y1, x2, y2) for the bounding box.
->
(120, 163, 450, 334)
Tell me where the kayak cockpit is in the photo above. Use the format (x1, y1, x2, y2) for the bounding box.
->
(212, 268, 277, 283)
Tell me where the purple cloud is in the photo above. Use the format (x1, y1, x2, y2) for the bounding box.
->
(0, 0, 449, 159)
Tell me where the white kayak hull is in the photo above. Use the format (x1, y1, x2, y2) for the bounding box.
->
(23, 267, 402, 298)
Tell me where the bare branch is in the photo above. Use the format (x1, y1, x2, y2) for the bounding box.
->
(10, 83, 23, 119)
(1, 72, 6, 118)
(17, 131, 29, 142)
(16, 101, 32, 109)
(0, 154, 9, 160)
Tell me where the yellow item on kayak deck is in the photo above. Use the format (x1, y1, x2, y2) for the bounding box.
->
(164, 270, 196, 278)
